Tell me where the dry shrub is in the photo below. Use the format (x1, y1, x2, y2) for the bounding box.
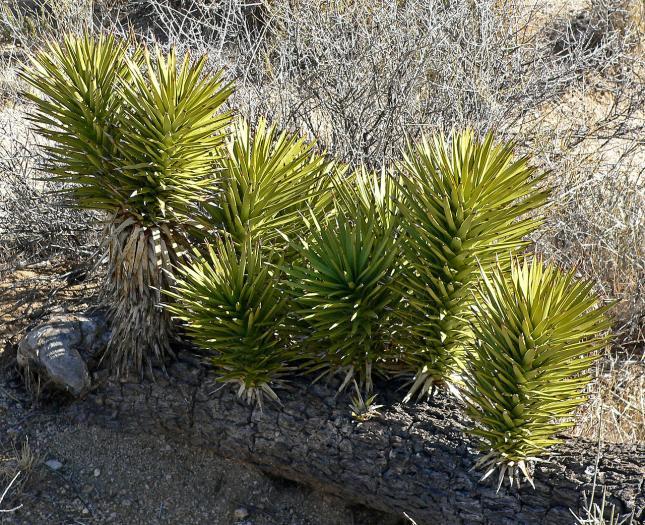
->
(0, 439, 40, 514)
(572, 353, 644, 444)
(235, 0, 633, 164)
(0, 110, 99, 267)
(1, 1, 96, 48)
(535, 155, 643, 348)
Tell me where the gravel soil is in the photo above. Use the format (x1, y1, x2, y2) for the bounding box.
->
(0, 379, 400, 525)
(0, 265, 402, 525)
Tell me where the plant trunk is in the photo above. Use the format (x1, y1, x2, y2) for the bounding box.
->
(102, 217, 178, 375)
(68, 358, 644, 525)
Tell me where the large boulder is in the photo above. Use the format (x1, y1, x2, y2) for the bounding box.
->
(17, 313, 109, 397)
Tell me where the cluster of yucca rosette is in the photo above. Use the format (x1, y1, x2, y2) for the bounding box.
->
(23, 32, 611, 489)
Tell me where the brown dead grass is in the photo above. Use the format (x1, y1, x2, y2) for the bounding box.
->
(571, 350, 645, 443)
(0, 439, 41, 514)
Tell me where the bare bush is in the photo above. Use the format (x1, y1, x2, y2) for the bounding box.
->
(535, 149, 643, 347)
(128, 1, 642, 167)
(0, 110, 98, 268)
(1, 1, 95, 48)
(573, 353, 644, 444)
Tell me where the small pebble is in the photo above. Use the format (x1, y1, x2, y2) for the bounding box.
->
(93, 468, 101, 477)
(45, 459, 63, 471)
(234, 507, 249, 520)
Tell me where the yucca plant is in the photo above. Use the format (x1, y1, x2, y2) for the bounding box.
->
(196, 117, 332, 251)
(336, 165, 399, 230)
(396, 130, 549, 400)
(463, 257, 611, 489)
(21, 33, 135, 206)
(286, 168, 401, 393)
(166, 237, 293, 407)
(21, 33, 233, 374)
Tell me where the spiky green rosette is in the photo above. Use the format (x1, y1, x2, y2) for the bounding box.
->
(22, 34, 233, 374)
(396, 131, 548, 400)
(463, 257, 611, 489)
(21, 33, 134, 210)
(286, 168, 401, 393)
(167, 238, 293, 407)
(196, 117, 332, 251)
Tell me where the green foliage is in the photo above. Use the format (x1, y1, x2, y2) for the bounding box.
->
(21, 32, 134, 207)
(116, 48, 233, 223)
(349, 380, 384, 421)
(197, 117, 332, 248)
(396, 130, 549, 399)
(463, 257, 611, 489)
(335, 165, 399, 230)
(285, 168, 401, 392)
(20, 33, 614, 481)
(167, 238, 293, 407)
(22, 33, 233, 224)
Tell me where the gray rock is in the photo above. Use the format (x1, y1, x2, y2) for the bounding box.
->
(77, 313, 111, 359)
(17, 314, 110, 398)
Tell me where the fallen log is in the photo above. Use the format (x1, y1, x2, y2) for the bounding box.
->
(65, 358, 644, 525)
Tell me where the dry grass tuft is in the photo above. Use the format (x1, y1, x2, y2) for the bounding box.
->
(572, 480, 636, 525)
(0, 439, 40, 514)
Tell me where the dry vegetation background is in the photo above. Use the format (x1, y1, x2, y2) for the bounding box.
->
(0, 0, 643, 449)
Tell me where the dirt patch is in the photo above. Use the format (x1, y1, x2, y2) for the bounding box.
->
(0, 259, 97, 367)
(0, 383, 402, 525)
(0, 267, 402, 525)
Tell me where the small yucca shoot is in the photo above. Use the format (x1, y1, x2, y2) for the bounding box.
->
(396, 130, 548, 400)
(349, 380, 384, 421)
(286, 168, 401, 393)
(167, 238, 293, 407)
(197, 118, 332, 250)
(22, 33, 233, 374)
(463, 257, 611, 490)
